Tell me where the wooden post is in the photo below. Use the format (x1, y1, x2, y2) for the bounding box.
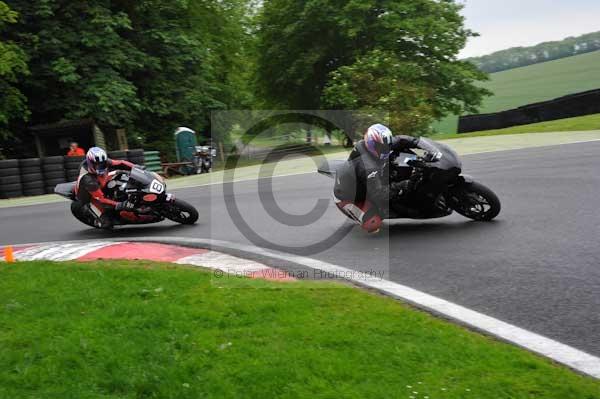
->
(116, 128, 128, 150)
(218, 141, 225, 163)
(34, 135, 44, 157)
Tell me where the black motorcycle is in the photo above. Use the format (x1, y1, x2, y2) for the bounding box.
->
(193, 145, 216, 174)
(55, 167, 198, 229)
(318, 138, 501, 223)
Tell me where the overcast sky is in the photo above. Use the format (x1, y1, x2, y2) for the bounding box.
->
(459, 0, 600, 58)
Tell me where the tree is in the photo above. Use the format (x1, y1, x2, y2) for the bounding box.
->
(323, 50, 436, 134)
(255, 0, 490, 135)
(0, 1, 28, 140)
(2, 0, 254, 158)
(468, 31, 600, 73)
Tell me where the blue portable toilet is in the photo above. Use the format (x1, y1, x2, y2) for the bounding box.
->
(174, 127, 198, 163)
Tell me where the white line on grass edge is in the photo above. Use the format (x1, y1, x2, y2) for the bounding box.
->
(8, 237, 600, 379)
(134, 237, 600, 379)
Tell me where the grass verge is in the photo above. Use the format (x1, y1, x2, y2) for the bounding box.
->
(431, 113, 600, 140)
(1, 260, 599, 398)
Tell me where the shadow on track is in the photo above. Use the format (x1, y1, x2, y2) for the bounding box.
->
(384, 219, 504, 238)
(61, 223, 200, 240)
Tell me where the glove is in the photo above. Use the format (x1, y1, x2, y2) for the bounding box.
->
(115, 200, 136, 212)
(424, 151, 443, 162)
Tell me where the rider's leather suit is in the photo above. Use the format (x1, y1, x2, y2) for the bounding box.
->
(334, 136, 440, 232)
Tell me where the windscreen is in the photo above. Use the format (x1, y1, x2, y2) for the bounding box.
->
(128, 167, 153, 186)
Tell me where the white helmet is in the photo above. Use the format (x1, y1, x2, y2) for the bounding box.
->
(86, 147, 108, 175)
(365, 124, 393, 160)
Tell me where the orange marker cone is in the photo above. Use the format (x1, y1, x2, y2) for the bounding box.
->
(4, 246, 15, 263)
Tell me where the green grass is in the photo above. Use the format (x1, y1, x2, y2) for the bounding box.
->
(1, 260, 599, 398)
(431, 113, 600, 140)
(436, 50, 600, 133)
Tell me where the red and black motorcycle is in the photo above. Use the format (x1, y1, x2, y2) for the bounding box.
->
(55, 167, 198, 229)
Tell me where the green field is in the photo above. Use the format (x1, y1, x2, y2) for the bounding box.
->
(435, 50, 600, 134)
(1, 260, 600, 398)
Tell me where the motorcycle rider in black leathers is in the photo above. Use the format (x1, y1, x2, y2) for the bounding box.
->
(334, 124, 442, 233)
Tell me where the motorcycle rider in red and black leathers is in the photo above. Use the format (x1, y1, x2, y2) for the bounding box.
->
(76, 147, 137, 228)
(334, 124, 442, 233)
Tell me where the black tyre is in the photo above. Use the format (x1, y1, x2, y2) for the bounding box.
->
(65, 157, 84, 167)
(71, 202, 97, 228)
(449, 182, 501, 221)
(0, 182, 22, 192)
(21, 180, 46, 190)
(21, 166, 42, 174)
(108, 150, 127, 159)
(44, 170, 66, 179)
(43, 164, 65, 173)
(42, 156, 64, 165)
(0, 159, 18, 169)
(65, 165, 83, 173)
(127, 149, 144, 157)
(128, 156, 145, 165)
(45, 177, 67, 186)
(21, 173, 43, 183)
(0, 167, 20, 177)
(65, 167, 81, 175)
(0, 189, 23, 199)
(19, 158, 42, 167)
(0, 175, 21, 185)
(66, 172, 80, 182)
(65, 167, 82, 176)
(23, 188, 46, 196)
(162, 198, 198, 225)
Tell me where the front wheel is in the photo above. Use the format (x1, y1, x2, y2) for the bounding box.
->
(449, 182, 501, 221)
(70, 202, 98, 228)
(162, 198, 199, 225)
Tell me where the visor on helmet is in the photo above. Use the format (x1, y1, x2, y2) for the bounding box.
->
(95, 160, 108, 175)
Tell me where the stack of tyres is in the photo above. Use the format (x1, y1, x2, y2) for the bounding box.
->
(127, 149, 145, 166)
(65, 156, 84, 182)
(108, 150, 127, 161)
(42, 156, 67, 194)
(19, 158, 45, 196)
(0, 159, 22, 199)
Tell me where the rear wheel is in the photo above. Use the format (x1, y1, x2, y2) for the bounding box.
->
(162, 198, 198, 225)
(449, 182, 501, 221)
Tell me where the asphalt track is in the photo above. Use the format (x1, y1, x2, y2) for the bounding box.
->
(1, 141, 600, 357)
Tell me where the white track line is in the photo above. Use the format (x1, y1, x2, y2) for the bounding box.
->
(119, 237, 600, 379)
